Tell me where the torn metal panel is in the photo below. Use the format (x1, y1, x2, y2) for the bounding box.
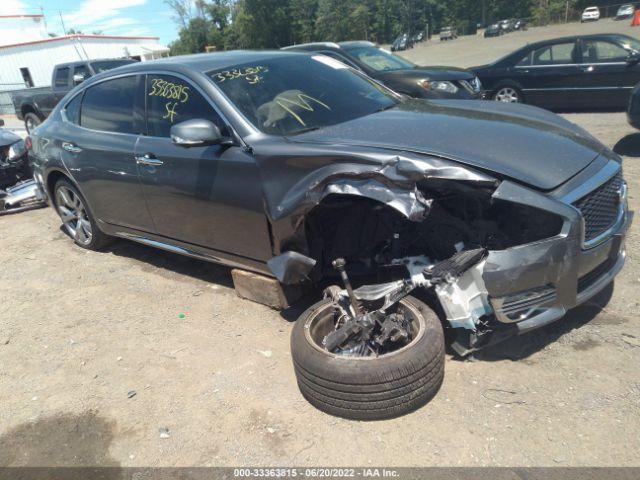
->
(267, 251, 316, 284)
(254, 144, 497, 256)
(0, 179, 46, 216)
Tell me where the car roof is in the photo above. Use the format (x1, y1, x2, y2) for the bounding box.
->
(518, 33, 631, 50)
(99, 50, 308, 75)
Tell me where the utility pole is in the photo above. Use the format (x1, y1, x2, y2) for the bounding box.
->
(59, 11, 67, 35)
(565, 0, 570, 23)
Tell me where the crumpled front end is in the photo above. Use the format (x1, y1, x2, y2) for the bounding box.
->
(267, 147, 632, 354)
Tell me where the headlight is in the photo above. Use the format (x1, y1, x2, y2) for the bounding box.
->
(418, 80, 459, 94)
(7, 140, 26, 161)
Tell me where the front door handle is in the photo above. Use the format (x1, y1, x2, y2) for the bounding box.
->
(135, 153, 163, 166)
(62, 142, 82, 153)
(581, 65, 595, 73)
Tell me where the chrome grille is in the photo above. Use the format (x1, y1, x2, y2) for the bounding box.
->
(573, 172, 624, 245)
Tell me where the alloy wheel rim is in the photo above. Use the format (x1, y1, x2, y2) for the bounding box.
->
(56, 186, 92, 245)
(495, 87, 520, 103)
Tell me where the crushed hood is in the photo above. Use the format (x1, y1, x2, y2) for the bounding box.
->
(290, 99, 605, 190)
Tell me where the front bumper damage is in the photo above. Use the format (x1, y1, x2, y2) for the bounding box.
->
(270, 155, 632, 355)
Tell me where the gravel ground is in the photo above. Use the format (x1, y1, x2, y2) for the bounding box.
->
(1, 21, 639, 468)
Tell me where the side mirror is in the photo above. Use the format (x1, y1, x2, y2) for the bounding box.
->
(73, 74, 86, 85)
(170, 119, 231, 147)
(627, 52, 640, 65)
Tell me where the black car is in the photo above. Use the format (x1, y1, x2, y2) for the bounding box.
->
(514, 19, 527, 31)
(30, 51, 631, 420)
(484, 23, 502, 38)
(0, 119, 29, 189)
(390, 33, 413, 51)
(282, 41, 483, 100)
(473, 34, 640, 109)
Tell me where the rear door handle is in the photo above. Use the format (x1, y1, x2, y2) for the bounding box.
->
(135, 153, 163, 166)
(581, 65, 595, 73)
(62, 142, 82, 153)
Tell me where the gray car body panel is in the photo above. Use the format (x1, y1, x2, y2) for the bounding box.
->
(28, 51, 632, 341)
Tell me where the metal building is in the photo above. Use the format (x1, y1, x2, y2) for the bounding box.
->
(0, 14, 169, 114)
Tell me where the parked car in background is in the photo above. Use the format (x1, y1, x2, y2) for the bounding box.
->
(11, 58, 137, 133)
(616, 4, 635, 20)
(29, 50, 631, 420)
(391, 33, 413, 51)
(472, 34, 640, 109)
(581, 6, 601, 22)
(514, 19, 528, 31)
(412, 31, 425, 43)
(498, 19, 514, 33)
(484, 23, 502, 37)
(0, 119, 29, 189)
(439, 26, 457, 41)
(283, 41, 483, 100)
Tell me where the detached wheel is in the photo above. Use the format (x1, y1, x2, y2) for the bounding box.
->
(291, 296, 444, 420)
(493, 86, 523, 103)
(53, 179, 112, 250)
(24, 113, 42, 133)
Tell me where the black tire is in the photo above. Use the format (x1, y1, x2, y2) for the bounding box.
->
(291, 296, 445, 420)
(53, 178, 113, 250)
(24, 112, 42, 134)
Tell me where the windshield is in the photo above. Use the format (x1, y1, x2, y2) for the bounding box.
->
(90, 59, 136, 73)
(343, 45, 415, 72)
(208, 55, 398, 136)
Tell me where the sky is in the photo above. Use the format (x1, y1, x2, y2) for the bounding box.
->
(0, 0, 180, 45)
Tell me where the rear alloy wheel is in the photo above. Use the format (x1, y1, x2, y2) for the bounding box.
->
(493, 86, 522, 103)
(54, 179, 112, 250)
(24, 113, 41, 133)
(291, 295, 445, 420)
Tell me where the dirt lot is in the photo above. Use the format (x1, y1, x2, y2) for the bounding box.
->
(1, 21, 640, 469)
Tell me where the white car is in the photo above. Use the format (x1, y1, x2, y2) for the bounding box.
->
(616, 4, 635, 20)
(581, 6, 601, 22)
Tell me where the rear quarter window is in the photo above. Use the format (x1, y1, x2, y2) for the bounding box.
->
(64, 93, 83, 125)
(80, 75, 141, 134)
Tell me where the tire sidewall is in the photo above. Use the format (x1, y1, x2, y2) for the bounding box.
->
(24, 113, 41, 134)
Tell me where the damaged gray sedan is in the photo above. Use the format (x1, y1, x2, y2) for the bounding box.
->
(29, 51, 632, 420)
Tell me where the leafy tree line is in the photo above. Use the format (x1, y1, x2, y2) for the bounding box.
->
(166, 0, 626, 55)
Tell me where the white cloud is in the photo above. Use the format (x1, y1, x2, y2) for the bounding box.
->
(63, 0, 147, 29)
(0, 0, 28, 15)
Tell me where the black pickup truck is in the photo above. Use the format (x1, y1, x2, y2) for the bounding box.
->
(12, 58, 136, 132)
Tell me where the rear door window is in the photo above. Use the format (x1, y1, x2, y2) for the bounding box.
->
(533, 42, 576, 65)
(54, 67, 70, 87)
(80, 75, 141, 134)
(145, 75, 223, 138)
